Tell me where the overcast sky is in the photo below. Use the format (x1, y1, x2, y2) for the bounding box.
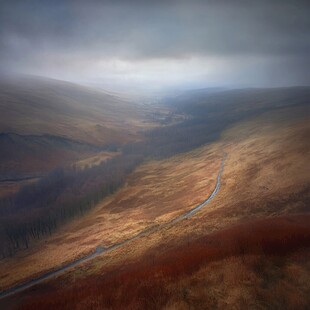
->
(1, 0, 309, 91)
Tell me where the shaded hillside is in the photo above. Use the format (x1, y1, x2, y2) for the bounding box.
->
(0, 133, 101, 180)
(0, 76, 166, 146)
(125, 87, 310, 158)
(167, 87, 310, 117)
(0, 76, 172, 181)
(0, 153, 143, 257)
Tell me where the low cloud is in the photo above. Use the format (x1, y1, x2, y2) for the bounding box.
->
(1, 0, 309, 90)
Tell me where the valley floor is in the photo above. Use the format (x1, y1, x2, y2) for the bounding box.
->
(0, 105, 309, 309)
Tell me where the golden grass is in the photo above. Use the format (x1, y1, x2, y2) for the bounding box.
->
(62, 105, 309, 279)
(0, 140, 222, 290)
(73, 151, 120, 169)
(0, 78, 175, 146)
(0, 104, 309, 305)
(13, 216, 310, 310)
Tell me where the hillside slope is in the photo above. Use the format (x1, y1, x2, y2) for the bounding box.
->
(0, 99, 309, 308)
(0, 133, 100, 180)
(0, 76, 171, 180)
(0, 87, 309, 309)
(0, 76, 165, 146)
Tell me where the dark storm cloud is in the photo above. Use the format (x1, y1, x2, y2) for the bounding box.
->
(0, 0, 309, 88)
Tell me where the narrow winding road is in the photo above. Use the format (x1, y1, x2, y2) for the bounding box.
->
(0, 152, 227, 300)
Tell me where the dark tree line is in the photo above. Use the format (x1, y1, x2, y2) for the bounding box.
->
(1, 113, 229, 258)
(0, 154, 143, 258)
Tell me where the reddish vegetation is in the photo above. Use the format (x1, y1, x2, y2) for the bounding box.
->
(17, 214, 310, 309)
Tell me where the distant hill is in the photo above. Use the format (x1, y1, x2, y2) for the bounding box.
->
(0, 76, 169, 179)
(0, 76, 162, 146)
(132, 87, 310, 158)
(168, 87, 310, 117)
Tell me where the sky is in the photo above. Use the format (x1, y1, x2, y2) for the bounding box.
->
(1, 0, 310, 92)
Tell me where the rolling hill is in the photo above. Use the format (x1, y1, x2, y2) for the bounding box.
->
(0, 75, 165, 145)
(0, 76, 172, 180)
(0, 86, 309, 309)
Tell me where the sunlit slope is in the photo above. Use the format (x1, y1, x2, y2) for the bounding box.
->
(12, 104, 308, 310)
(0, 102, 308, 296)
(0, 143, 222, 291)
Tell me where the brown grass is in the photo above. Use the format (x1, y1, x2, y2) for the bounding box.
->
(0, 77, 173, 146)
(0, 142, 222, 291)
(73, 151, 120, 169)
(0, 105, 309, 308)
(15, 215, 310, 310)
